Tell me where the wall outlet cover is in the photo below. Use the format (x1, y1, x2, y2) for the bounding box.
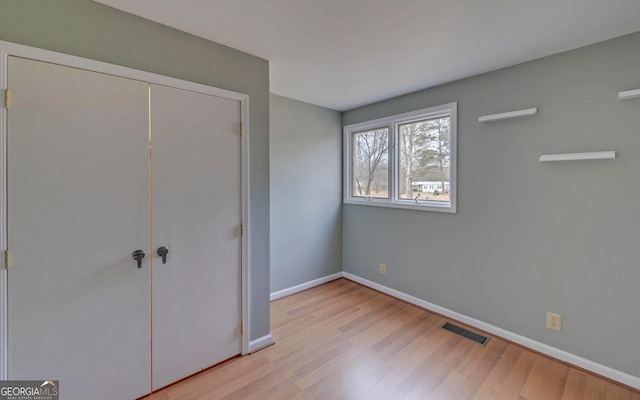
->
(547, 312, 562, 332)
(379, 263, 386, 275)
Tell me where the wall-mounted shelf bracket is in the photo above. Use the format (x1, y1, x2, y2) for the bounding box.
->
(618, 88, 640, 100)
(478, 108, 537, 122)
(539, 151, 616, 162)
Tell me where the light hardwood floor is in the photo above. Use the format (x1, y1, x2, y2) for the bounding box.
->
(147, 278, 640, 399)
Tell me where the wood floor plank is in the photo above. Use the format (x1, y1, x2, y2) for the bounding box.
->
(472, 345, 531, 400)
(359, 334, 447, 400)
(519, 354, 570, 399)
(147, 279, 640, 400)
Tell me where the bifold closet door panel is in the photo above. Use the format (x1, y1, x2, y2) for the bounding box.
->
(150, 84, 242, 390)
(7, 57, 151, 399)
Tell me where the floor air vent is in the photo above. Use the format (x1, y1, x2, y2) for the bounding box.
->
(441, 322, 490, 346)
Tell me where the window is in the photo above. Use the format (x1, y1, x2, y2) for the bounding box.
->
(351, 127, 389, 199)
(344, 103, 457, 212)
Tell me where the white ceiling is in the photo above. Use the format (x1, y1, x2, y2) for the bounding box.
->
(95, 0, 640, 111)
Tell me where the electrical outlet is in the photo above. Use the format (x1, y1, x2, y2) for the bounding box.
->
(379, 263, 386, 275)
(546, 312, 562, 332)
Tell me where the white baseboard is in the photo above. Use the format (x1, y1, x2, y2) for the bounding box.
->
(248, 334, 273, 353)
(270, 272, 343, 301)
(342, 272, 640, 390)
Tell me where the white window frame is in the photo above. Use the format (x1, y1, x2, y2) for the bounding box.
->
(344, 102, 457, 213)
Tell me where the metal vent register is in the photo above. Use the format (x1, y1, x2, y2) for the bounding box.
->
(441, 322, 490, 346)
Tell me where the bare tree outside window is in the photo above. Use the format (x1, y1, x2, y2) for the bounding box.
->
(351, 128, 389, 198)
(398, 116, 450, 202)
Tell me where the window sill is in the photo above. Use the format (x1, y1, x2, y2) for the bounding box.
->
(344, 198, 456, 213)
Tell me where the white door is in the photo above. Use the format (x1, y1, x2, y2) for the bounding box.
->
(6, 57, 151, 399)
(150, 84, 242, 389)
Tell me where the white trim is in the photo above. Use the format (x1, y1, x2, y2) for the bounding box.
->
(240, 97, 251, 356)
(618, 88, 640, 100)
(0, 49, 7, 380)
(0, 40, 245, 102)
(270, 273, 343, 301)
(0, 40, 252, 369)
(539, 151, 616, 162)
(342, 272, 640, 390)
(478, 107, 538, 122)
(248, 334, 274, 353)
(343, 198, 454, 212)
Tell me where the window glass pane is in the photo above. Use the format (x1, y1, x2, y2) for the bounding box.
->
(351, 128, 389, 199)
(398, 116, 450, 202)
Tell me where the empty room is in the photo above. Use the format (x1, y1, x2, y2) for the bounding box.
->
(1, 1, 640, 399)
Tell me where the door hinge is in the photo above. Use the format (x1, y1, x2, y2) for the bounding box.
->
(240, 122, 243, 136)
(4, 250, 8, 270)
(240, 224, 243, 235)
(240, 322, 244, 335)
(3, 89, 8, 110)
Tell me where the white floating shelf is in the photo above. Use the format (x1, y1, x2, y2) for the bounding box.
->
(539, 151, 616, 162)
(478, 108, 537, 122)
(618, 88, 640, 100)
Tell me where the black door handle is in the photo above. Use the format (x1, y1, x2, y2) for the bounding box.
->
(157, 246, 169, 264)
(132, 249, 145, 268)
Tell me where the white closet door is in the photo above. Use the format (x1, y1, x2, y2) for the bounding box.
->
(150, 84, 242, 389)
(7, 57, 151, 399)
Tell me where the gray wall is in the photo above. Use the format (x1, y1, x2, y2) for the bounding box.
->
(343, 31, 640, 377)
(270, 94, 342, 292)
(0, 0, 271, 341)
